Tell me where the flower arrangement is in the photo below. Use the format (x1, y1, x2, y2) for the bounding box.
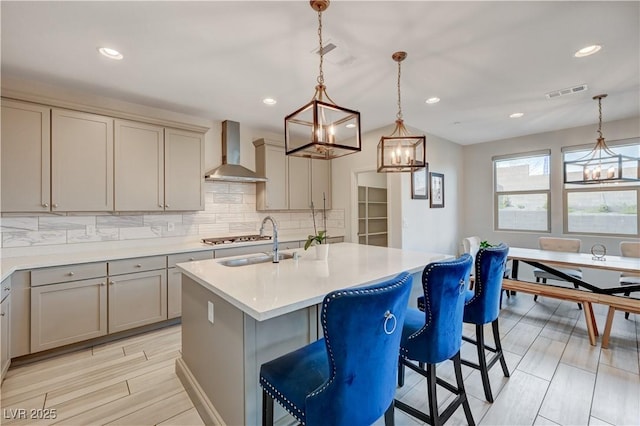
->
(304, 193, 328, 250)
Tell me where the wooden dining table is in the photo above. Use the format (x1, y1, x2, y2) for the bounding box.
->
(503, 247, 640, 347)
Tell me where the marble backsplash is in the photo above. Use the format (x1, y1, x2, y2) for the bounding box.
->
(0, 182, 345, 248)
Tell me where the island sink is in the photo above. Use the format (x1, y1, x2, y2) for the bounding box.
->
(218, 252, 295, 267)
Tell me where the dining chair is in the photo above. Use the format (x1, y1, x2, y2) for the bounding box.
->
(463, 236, 511, 305)
(619, 241, 640, 319)
(259, 272, 412, 426)
(395, 254, 475, 426)
(533, 237, 583, 308)
(461, 243, 510, 403)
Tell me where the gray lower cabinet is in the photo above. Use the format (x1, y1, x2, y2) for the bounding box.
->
(167, 268, 182, 320)
(108, 267, 167, 334)
(1, 276, 11, 380)
(31, 277, 108, 353)
(167, 250, 214, 319)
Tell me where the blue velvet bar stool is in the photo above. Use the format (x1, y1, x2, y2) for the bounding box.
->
(395, 255, 475, 426)
(461, 243, 510, 403)
(259, 272, 412, 426)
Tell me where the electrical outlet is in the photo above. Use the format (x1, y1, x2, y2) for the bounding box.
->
(208, 301, 214, 324)
(86, 225, 96, 236)
(167, 222, 175, 232)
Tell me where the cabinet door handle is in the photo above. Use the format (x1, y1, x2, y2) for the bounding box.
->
(0, 312, 5, 317)
(109, 281, 115, 285)
(100, 282, 106, 286)
(53, 203, 59, 208)
(189, 257, 195, 261)
(68, 272, 75, 276)
(135, 264, 142, 268)
(158, 204, 163, 208)
(42, 203, 49, 208)
(164, 204, 170, 208)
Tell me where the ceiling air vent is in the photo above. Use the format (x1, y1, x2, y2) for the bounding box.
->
(312, 40, 355, 66)
(545, 84, 588, 100)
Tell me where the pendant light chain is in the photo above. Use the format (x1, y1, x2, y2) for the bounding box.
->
(597, 96, 603, 139)
(396, 59, 403, 120)
(317, 9, 324, 87)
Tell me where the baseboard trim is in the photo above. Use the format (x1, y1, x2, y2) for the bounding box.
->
(176, 357, 226, 426)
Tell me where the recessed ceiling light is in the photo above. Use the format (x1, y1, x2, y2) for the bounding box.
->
(98, 47, 123, 60)
(345, 123, 356, 128)
(510, 112, 524, 118)
(574, 45, 601, 58)
(262, 98, 277, 105)
(425, 97, 440, 104)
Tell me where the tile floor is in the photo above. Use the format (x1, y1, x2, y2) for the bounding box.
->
(1, 294, 638, 426)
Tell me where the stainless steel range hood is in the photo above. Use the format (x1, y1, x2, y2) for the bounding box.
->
(204, 120, 267, 182)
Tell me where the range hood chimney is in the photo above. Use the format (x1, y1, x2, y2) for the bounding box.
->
(204, 120, 267, 182)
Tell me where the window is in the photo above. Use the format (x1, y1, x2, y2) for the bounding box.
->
(563, 138, 639, 236)
(493, 151, 551, 231)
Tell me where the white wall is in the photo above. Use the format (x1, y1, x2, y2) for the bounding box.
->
(462, 116, 639, 254)
(332, 124, 464, 256)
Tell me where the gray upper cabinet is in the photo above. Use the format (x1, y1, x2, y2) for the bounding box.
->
(289, 157, 332, 210)
(115, 122, 204, 211)
(310, 159, 331, 210)
(115, 119, 165, 211)
(288, 156, 311, 210)
(254, 138, 288, 210)
(1, 100, 51, 212)
(52, 108, 114, 212)
(1, 97, 206, 213)
(164, 128, 204, 211)
(254, 138, 332, 211)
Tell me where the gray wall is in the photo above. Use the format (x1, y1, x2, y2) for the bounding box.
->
(332, 124, 464, 256)
(462, 115, 639, 254)
(462, 116, 639, 286)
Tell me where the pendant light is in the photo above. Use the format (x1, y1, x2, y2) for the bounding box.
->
(564, 94, 640, 184)
(377, 51, 426, 172)
(284, 0, 361, 160)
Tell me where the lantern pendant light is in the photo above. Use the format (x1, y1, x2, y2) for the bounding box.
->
(377, 51, 426, 172)
(284, 0, 361, 160)
(564, 94, 640, 184)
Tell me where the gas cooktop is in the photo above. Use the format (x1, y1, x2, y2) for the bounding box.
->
(202, 235, 272, 245)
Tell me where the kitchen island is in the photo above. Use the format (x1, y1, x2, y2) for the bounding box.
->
(176, 242, 451, 425)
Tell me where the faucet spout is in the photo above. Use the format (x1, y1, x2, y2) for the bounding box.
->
(260, 216, 279, 263)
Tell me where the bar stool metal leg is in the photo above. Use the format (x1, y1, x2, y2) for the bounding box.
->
(262, 390, 274, 426)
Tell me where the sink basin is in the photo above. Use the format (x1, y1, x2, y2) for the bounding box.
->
(218, 252, 295, 267)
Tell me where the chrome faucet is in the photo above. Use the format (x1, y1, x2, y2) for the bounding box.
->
(260, 216, 279, 263)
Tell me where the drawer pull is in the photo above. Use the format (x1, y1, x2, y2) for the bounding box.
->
(109, 281, 115, 285)
(43, 203, 49, 208)
(100, 282, 106, 286)
(68, 272, 75, 276)
(189, 257, 195, 261)
(0, 312, 5, 317)
(135, 264, 142, 268)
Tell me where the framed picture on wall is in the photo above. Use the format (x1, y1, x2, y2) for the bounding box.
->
(411, 165, 429, 199)
(429, 172, 444, 208)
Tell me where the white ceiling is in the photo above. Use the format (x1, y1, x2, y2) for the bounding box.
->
(1, 1, 638, 145)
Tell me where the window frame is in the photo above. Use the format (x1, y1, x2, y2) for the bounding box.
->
(493, 150, 551, 233)
(563, 186, 639, 237)
(562, 138, 639, 237)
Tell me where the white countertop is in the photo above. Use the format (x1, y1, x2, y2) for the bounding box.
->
(177, 242, 452, 321)
(0, 233, 327, 282)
